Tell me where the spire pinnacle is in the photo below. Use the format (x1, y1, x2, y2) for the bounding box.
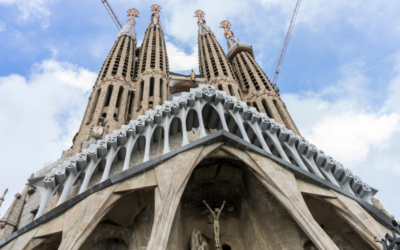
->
(194, 10, 213, 37)
(219, 20, 251, 55)
(0, 188, 7, 209)
(117, 8, 139, 40)
(148, 4, 162, 28)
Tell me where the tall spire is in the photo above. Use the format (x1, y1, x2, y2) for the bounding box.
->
(0, 174, 33, 240)
(195, 11, 243, 101)
(222, 20, 300, 134)
(148, 4, 162, 29)
(194, 10, 213, 37)
(0, 188, 8, 209)
(117, 8, 139, 40)
(70, 7, 139, 156)
(134, 4, 169, 114)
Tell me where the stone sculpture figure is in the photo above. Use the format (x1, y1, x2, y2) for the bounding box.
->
(203, 200, 226, 249)
(191, 229, 208, 250)
(190, 69, 196, 81)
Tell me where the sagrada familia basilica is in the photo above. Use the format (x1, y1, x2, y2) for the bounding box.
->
(0, 4, 398, 250)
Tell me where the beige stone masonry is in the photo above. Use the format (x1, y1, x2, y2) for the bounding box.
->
(114, 169, 158, 193)
(219, 146, 340, 249)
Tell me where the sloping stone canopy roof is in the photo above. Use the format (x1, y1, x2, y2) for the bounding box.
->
(0, 130, 397, 248)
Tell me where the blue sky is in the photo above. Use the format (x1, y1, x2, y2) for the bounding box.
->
(1, 0, 400, 223)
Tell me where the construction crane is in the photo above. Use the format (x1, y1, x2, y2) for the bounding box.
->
(101, 0, 123, 30)
(272, 0, 302, 87)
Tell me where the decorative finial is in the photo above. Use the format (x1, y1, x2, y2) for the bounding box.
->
(149, 4, 162, 28)
(194, 10, 212, 36)
(127, 8, 140, 18)
(219, 20, 234, 40)
(117, 8, 139, 40)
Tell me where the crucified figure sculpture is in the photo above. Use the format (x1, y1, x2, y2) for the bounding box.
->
(203, 200, 226, 249)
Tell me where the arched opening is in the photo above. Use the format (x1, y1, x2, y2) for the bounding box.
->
(169, 117, 183, 150)
(186, 110, 200, 142)
(262, 132, 282, 159)
(252, 102, 260, 112)
(202, 104, 223, 134)
(303, 194, 373, 250)
(129, 136, 146, 166)
(222, 245, 232, 250)
(273, 99, 288, 127)
(79, 190, 155, 250)
(218, 84, 223, 91)
(160, 79, 163, 99)
(104, 85, 114, 107)
(32, 233, 62, 250)
(225, 114, 242, 138)
(148, 126, 165, 156)
(149, 77, 154, 97)
(125, 91, 135, 122)
(228, 85, 234, 96)
(262, 99, 273, 118)
(243, 123, 261, 148)
(172, 157, 304, 249)
(87, 88, 101, 124)
(140, 81, 144, 102)
(115, 86, 123, 108)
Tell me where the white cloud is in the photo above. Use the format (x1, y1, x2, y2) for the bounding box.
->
(166, 42, 199, 73)
(0, 21, 5, 32)
(0, 0, 52, 24)
(282, 54, 400, 219)
(0, 59, 96, 217)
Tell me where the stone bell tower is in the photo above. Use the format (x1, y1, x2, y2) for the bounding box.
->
(71, 8, 140, 155)
(134, 4, 169, 114)
(221, 20, 300, 134)
(195, 10, 243, 101)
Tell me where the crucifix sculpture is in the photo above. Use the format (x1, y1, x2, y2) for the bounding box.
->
(203, 199, 226, 249)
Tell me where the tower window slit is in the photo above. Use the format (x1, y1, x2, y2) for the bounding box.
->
(273, 99, 288, 127)
(160, 79, 163, 99)
(253, 102, 260, 112)
(262, 99, 273, 118)
(149, 77, 154, 97)
(228, 85, 233, 96)
(87, 89, 101, 124)
(140, 81, 144, 102)
(115, 86, 123, 108)
(104, 85, 114, 107)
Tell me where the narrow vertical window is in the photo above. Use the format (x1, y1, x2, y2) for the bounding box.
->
(160, 79, 163, 99)
(218, 84, 223, 91)
(253, 102, 260, 112)
(104, 85, 113, 107)
(262, 99, 273, 118)
(228, 85, 233, 96)
(149, 77, 154, 97)
(273, 99, 288, 127)
(140, 81, 144, 101)
(87, 89, 101, 124)
(115, 86, 123, 108)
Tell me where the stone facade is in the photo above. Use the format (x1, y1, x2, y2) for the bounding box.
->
(0, 5, 397, 250)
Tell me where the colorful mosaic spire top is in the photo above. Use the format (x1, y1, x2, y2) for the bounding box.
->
(150, 4, 162, 13)
(194, 10, 205, 18)
(127, 8, 140, 17)
(220, 20, 232, 30)
(220, 20, 234, 40)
